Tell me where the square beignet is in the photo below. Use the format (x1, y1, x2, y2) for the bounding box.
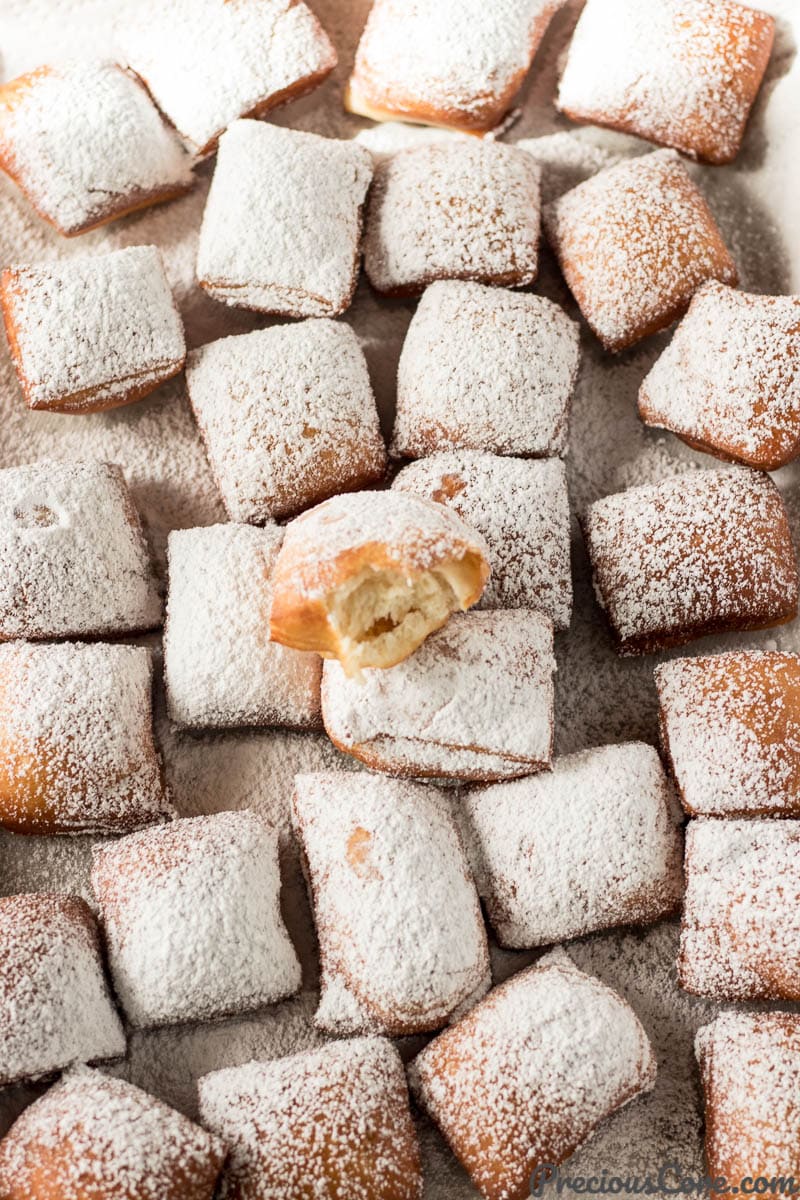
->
(322, 610, 556, 781)
(198, 1038, 422, 1200)
(0, 893, 125, 1087)
(679, 818, 800, 1002)
(292, 772, 490, 1036)
(363, 142, 541, 297)
(123, 0, 337, 157)
(543, 150, 737, 352)
(696, 1011, 800, 1188)
(656, 651, 800, 818)
(582, 467, 798, 656)
(1, 245, 186, 414)
(393, 453, 572, 625)
(390, 281, 579, 459)
(557, 0, 775, 166)
(91, 811, 301, 1030)
(164, 524, 322, 731)
(345, 0, 568, 133)
(197, 121, 372, 318)
(460, 742, 683, 948)
(639, 282, 800, 472)
(0, 1066, 225, 1200)
(0, 459, 161, 640)
(0, 61, 193, 237)
(409, 948, 656, 1200)
(0, 641, 170, 836)
(186, 320, 387, 523)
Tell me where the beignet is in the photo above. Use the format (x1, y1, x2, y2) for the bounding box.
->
(164, 524, 322, 731)
(322, 610, 556, 781)
(639, 282, 800, 471)
(544, 150, 737, 352)
(185, 320, 386, 523)
(582, 467, 798, 655)
(410, 948, 656, 1200)
(0, 893, 125, 1087)
(269, 490, 489, 675)
(1, 245, 186, 413)
(461, 743, 683, 948)
(292, 771, 490, 1036)
(91, 810, 301, 1029)
(198, 1038, 422, 1200)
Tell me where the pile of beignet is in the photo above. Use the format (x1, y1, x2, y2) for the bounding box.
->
(1, 1, 798, 1198)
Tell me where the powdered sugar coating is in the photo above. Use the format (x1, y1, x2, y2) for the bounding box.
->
(679, 818, 800, 1001)
(583, 466, 798, 655)
(461, 743, 683, 948)
(91, 810, 302, 1028)
(639, 282, 800, 471)
(0, 459, 161, 639)
(1, 245, 186, 412)
(410, 949, 657, 1200)
(198, 1038, 422, 1200)
(696, 1011, 800, 1182)
(123, 0, 337, 156)
(292, 771, 490, 1035)
(391, 282, 579, 459)
(516, 130, 623, 204)
(322, 610, 556, 781)
(557, 0, 775, 165)
(656, 650, 800, 817)
(197, 121, 373, 318)
(164, 524, 321, 731)
(394, 453, 572, 623)
(0, 61, 193, 236)
(186, 320, 386, 523)
(363, 142, 541, 296)
(0, 1065, 225, 1200)
(544, 150, 737, 352)
(0, 893, 125, 1086)
(0, 641, 170, 835)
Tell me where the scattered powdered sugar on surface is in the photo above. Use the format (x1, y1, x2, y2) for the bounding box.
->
(164, 524, 322, 731)
(459, 743, 683, 948)
(0, 61, 193, 235)
(322, 610, 556, 778)
(292, 772, 490, 1035)
(355, 121, 472, 163)
(394, 452, 572, 624)
(186, 318, 386, 523)
(0, 459, 162, 638)
(516, 128, 627, 203)
(391, 281, 579, 458)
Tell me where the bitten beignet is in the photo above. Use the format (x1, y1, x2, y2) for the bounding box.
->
(460, 743, 683, 948)
(186, 320, 386, 523)
(582, 467, 798, 655)
(1, 245, 186, 413)
(346, 0, 568, 133)
(0, 641, 170, 836)
(639, 282, 800, 471)
(269, 490, 489, 675)
(292, 772, 490, 1036)
(656, 651, 800, 818)
(0, 60, 193, 236)
(390, 282, 579, 460)
(544, 150, 737, 352)
(696, 1012, 800, 1188)
(363, 142, 541, 297)
(0, 1066, 225, 1200)
(91, 811, 301, 1029)
(557, 0, 775, 165)
(0, 893, 125, 1087)
(679, 818, 800, 1002)
(199, 1039, 421, 1200)
(410, 949, 656, 1200)
(322, 610, 556, 782)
